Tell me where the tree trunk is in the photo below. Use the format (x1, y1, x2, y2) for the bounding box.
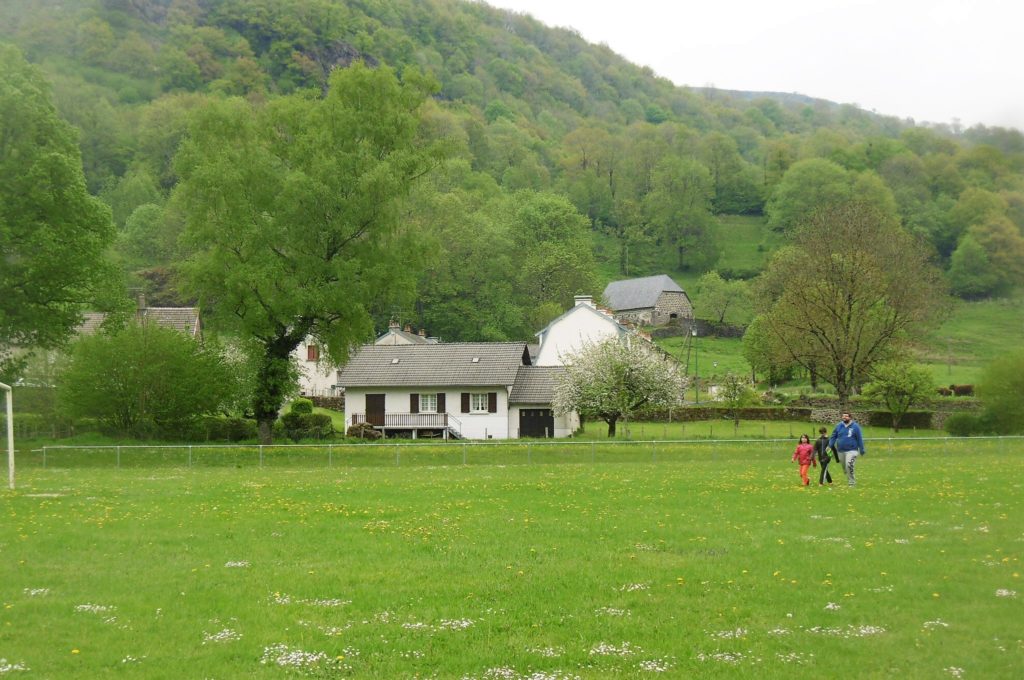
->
(606, 416, 618, 437)
(252, 335, 304, 445)
(257, 419, 274, 445)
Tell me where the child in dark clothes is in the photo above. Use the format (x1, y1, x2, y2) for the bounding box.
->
(814, 426, 835, 485)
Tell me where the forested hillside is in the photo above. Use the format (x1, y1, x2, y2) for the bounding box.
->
(3, 0, 1024, 344)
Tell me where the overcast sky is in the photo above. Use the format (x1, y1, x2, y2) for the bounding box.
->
(486, 0, 1023, 131)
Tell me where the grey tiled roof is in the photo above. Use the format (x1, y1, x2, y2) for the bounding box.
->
(337, 342, 530, 387)
(76, 308, 201, 337)
(140, 308, 202, 336)
(77, 312, 108, 335)
(509, 366, 565, 404)
(603, 275, 685, 311)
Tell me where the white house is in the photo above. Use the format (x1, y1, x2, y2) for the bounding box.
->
(534, 295, 632, 366)
(336, 342, 574, 440)
(293, 337, 340, 397)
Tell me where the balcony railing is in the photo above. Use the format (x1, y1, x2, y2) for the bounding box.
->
(351, 412, 451, 428)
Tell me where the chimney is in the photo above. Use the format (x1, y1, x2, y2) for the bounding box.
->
(418, 328, 426, 337)
(574, 295, 593, 307)
(389, 319, 400, 330)
(404, 324, 412, 332)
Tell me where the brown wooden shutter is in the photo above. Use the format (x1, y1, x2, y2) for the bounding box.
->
(410, 394, 419, 413)
(437, 393, 446, 413)
(488, 392, 497, 413)
(461, 392, 470, 413)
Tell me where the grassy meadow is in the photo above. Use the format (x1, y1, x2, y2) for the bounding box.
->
(593, 212, 1022, 392)
(2, 439, 1022, 678)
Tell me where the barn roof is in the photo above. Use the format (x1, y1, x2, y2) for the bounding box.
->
(603, 275, 686, 311)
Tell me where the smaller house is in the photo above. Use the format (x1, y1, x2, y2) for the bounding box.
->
(603, 275, 693, 326)
(534, 295, 631, 366)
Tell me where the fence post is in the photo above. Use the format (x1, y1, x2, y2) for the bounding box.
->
(528, 442, 531, 465)
(259, 444, 263, 467)
(463, 442, 467, 465)
(395, 443, 400, 466)
(116, 445, 121, 469)
(188, 445, 193, 468)
(42, 446, 47, 469)
(328, 444, 333, 468)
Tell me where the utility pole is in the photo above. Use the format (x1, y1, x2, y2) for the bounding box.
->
(692, 329, 699, 405)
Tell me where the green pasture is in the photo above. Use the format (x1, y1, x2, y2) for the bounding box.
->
(2, 439, 1022, 678)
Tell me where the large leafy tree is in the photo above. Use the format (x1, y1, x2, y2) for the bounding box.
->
(861, 361, 935, 432)
(642, 156, 719, 270)
(696, 271, 751, 325)
(755, 201, 946, 408)
(0, 45, 121, 382)
(554, 338, 687, 437)
(174, 62, 446, 442)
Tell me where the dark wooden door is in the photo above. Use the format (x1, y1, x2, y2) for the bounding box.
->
(366, 394, 385, 426)
(519, 409, 554, 438)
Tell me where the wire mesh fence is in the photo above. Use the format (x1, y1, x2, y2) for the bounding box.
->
(19, 435, 1022, 471)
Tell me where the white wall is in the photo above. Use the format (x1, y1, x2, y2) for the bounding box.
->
(292, 339, 340, 396)
(344, 387, 512, 439)
(535, 303, 624, 367)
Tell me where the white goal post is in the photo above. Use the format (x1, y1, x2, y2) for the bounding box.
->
(1, 381, 12, 490)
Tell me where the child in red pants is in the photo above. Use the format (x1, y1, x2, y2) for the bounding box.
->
(792, 434, 816, 486)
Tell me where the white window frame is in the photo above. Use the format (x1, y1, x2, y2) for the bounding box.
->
(470, 392, 489, 413)
(419, 393, 437, 413)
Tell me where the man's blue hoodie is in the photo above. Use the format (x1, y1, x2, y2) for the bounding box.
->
(829, 419, 865, 454)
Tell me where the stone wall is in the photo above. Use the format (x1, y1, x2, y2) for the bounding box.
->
(652, 291, 693, 325)
(311, 395, 346, 411)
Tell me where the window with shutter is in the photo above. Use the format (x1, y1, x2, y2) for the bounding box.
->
(306, 345, 319, 361)
(469, 393, 489, 413)
(410, 394, 419, 413)
(488, 392, 497, 413)
(461, 393, 470, 413)
(437, 393, 446, 413)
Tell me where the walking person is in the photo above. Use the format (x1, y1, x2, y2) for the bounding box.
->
(829, 411, 866, 486)
(792, 434, 816, 486)
(814, 426, 835, 485)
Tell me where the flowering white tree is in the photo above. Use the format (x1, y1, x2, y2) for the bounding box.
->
(554, 338, 687, 437)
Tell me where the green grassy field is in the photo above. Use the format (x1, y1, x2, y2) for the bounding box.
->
(2, 441, 1021, 678)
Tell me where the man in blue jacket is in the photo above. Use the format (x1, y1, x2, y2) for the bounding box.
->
(829, 411, 866, 486)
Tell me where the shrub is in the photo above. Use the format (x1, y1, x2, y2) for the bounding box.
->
(944, 412, 985, 437)
(58, 325, 239, 437)
(290, 398, 314, 415)
(281, 412, 334, 441)
(977, 351, 1024, 434)
(347, 422, 382, 439)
